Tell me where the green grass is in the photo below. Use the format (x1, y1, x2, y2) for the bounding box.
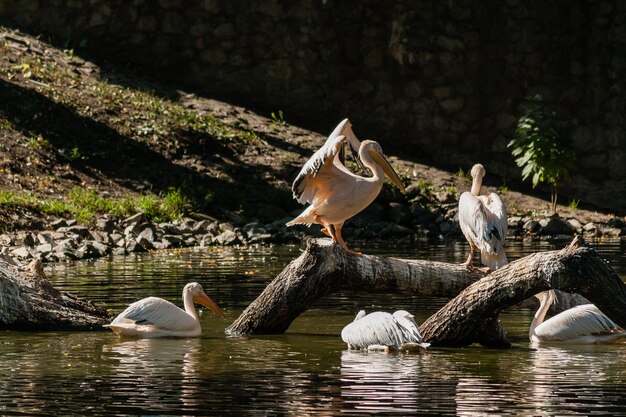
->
(568, 199, 579, 210)
(456, 168, 472, 181)
(0, 187, 193, 224)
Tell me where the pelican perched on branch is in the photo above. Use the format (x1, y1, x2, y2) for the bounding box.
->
(529, 290, 625, 344)
(341, 310, 430, 351)
(458, 164, 507, 271)
(105, 282, 226, 338)
(287, 119, 405, 255)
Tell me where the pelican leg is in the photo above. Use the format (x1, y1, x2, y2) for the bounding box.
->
(335, 223, 361, 256)
(315, 215, 338, 243)
(461, 245, 475, 267)
(320, 227, 332, 237)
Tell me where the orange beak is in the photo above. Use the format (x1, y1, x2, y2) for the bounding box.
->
(194, 291, 226, 319)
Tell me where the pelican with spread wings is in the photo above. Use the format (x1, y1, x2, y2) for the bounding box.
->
(287, 119, 405, 255)
(530, 290, 625, 344)
(458, 164, 508, 271)
(105, 282, 226, 338)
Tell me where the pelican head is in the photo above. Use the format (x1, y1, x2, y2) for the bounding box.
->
(471, 163, 486, 179)
(360, 140, 405, 193)
(392, 310, 414, 320)
(184, 282, 226, 319)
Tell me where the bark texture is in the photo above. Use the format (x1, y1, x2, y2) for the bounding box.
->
(227, 237, 626, 349)
(0, 257, 111, 330)
(226, 238, 486, 334)
(420, 237, 626, 346)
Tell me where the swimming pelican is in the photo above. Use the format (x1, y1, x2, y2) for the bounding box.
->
(529, 290, 626, 344)
(341, 310, 430, 351)
(105, 282, 226, 338)
(287, 119, 405, 255)
(458, 163, 507, 270)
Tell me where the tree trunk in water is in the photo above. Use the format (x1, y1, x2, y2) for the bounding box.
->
(226, 239, 485, 334)
(227, 237, 626, 348)
(0, 257, 111, 330)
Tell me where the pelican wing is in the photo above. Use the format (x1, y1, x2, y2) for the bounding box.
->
(292, 134, 348, 204)
(392, 311, 427, 345)
(112, 297, 197, 331)
(341, 312, 404, 348)
(459, 192, 498, 254)
(480, 192, 507, 253)
(536, 304, 624, 341)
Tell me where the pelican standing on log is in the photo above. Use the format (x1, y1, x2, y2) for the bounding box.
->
(458, 164, 507, 271)
(341, 310, 430, 351)
(105, 282, 226, 338)
(287, 119, 405, 255)
(529, 290, 626, 344)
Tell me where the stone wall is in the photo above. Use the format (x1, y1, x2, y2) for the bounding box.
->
(1, 0, 624, 211)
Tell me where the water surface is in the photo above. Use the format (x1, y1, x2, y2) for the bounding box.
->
(1, 238, 624, 416)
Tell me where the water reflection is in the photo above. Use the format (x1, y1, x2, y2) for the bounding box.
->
(0, 240, 623, 415)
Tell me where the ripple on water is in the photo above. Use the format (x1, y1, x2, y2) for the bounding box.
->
(0, 240, 623, 415)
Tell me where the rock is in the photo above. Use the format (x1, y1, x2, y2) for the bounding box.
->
(192, 220, 213, 234)
(409, 201, 429, 218)
(0, 234, 12, 246)
(435, 191, 457, 204)
(583, 222, 597, 234)
(162, 235, 183, 247)
(603, 227, 622, 237)
(607, 217, 625, 229)
(54, 239, 78, 258)
(50, 218, 68, 229)
(36, 232, 55, 245)
(389, 202, 411, 225)
(159, 223, 182, 235)
(184, 236, 198, 246)
(567, 218, 583, 233)
(137, 226, 157, 243)
(200, 234, 214, 247)
(243, 222, 267, 235)
(523, 220, 542, 234)
(96, 218, 117, 233)
(380, 224, 413, 238)
(64, 226, 92, 239)
(122, 213, 147, 225)
(66, 219, 78, 227)
(219, 222, 235, 232)
(215, 230, 238, 245)
(109, 233, 124, 244)
(22, 233, 36, 247)
(125, 240, 146, 253)
(177, 218, 197, 232)
(135, 234, 154, 250)
(77, 242, 108, 259)
(34, 243, 53, 257)
(124, 223, 144, 238)
(11, 247, 31, 259)
(507, 216, 523, 228)
(538, 216, 576, 235)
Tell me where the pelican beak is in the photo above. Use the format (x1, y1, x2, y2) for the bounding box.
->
(194, 291, 226, 319)
(369, 149, 406, 193)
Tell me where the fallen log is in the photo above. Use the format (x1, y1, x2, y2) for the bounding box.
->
(0, 257, 111, 330)
(226, 237, 626, 348)
(420, 236, 626, 347)
(226, 238, 485, 335)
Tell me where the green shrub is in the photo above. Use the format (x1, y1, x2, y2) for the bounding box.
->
(508, 95, 574, 214)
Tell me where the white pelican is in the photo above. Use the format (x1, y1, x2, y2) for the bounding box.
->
(529, 290, 626, 344)
(287, 119, 405, 255)
(458, 163, 507, 270)
(341, 310, 430, 351)
(105, 282, 226, 338)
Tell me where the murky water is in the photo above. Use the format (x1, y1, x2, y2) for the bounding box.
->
(1, 238, 624, 416)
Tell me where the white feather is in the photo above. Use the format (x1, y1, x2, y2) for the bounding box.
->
(341, 310, 429, 350)
(530, 290, 626, 344)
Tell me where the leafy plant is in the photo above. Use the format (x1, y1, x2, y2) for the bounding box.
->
(569, 199, 579, 210)
(270, 110, 285, 126)
(508, 95, 574, 214)
(456, 167, 472, 181)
